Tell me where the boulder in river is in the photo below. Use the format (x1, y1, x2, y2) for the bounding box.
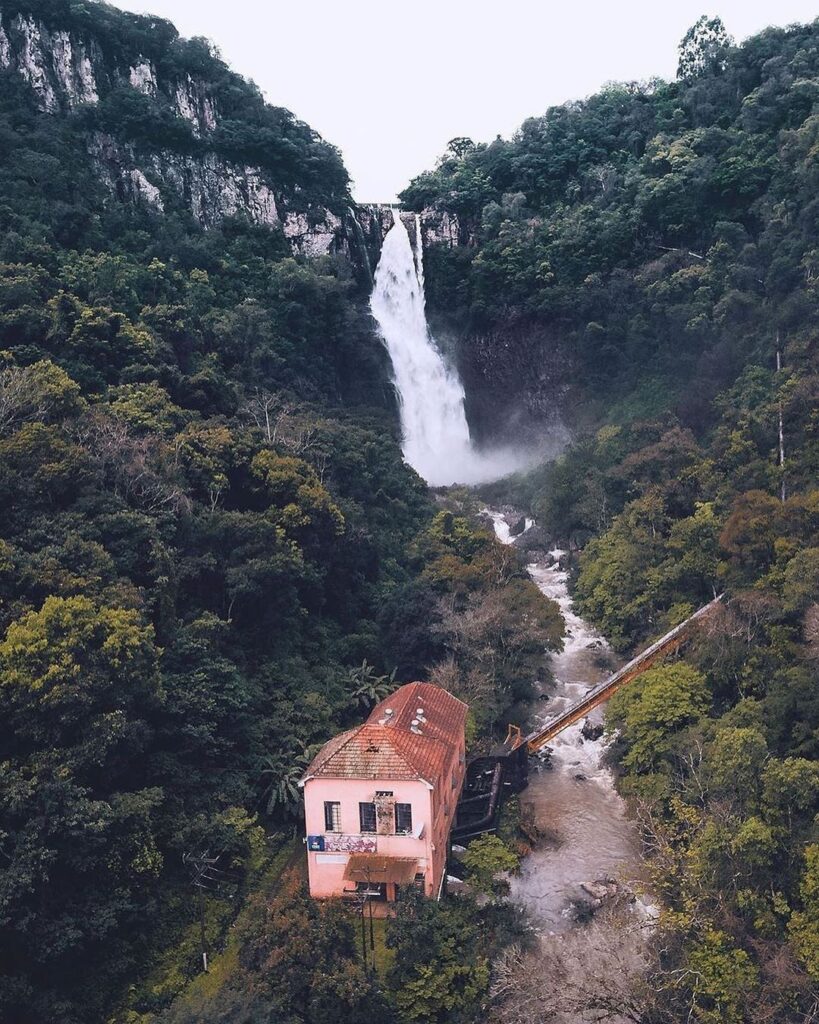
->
(581, 719, 605, 741)
(508, 515, 527, 536)
(580, 878, 620, 904)
(531, 747, 554, 770)
(512, 524, 551, 551)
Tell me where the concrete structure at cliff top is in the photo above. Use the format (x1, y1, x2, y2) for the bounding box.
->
(300, 683, 467, 904)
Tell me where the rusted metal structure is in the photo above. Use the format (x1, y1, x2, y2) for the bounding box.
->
(452, 596, 723, 840)
(508, 594, 724, 755)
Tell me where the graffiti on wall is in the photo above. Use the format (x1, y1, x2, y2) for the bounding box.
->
(324, 834, 377, 853)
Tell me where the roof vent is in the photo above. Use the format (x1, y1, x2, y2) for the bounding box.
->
(416, 708, 424, 716)
(410, 719, 422, 734)
(385, 708, 394, 716)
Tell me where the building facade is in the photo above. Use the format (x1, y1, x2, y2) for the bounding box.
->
(300, 682, 468, 903)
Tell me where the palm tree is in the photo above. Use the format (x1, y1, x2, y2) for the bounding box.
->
(347, 660, 398, 710)
(259, 746, 311, 820)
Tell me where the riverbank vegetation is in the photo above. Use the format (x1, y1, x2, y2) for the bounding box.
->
(413, 15, 819, 1022)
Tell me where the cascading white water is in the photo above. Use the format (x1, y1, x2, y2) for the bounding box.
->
(370, 210, 538, 486)
(370, 210, 473, 485)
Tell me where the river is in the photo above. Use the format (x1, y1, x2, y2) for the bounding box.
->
(490, 511, 645, 930)
(485, 511, 654, 1022)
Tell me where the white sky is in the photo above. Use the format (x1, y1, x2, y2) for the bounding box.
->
(110, 0, 819, 201)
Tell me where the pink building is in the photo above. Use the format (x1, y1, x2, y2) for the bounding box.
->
(300, 682, 468, 904)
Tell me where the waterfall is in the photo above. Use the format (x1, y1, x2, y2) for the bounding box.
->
(371, 209, 547, 485)
(370, 209, 475, 485)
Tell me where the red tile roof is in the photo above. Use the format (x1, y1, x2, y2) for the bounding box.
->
(304, 683, 467, 784)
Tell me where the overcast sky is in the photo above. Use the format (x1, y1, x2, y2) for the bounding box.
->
(111, 0, 819, 201)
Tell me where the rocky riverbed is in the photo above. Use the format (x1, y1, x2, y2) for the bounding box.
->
(485, 510, 656, 1023)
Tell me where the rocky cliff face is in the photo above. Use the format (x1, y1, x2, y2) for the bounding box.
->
(356, 205, 463, 264)
(0, 7, 462, 269)
(0, 7, 354, 255)
(0, 13, 99, 112)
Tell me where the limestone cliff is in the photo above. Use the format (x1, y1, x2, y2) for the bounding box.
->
(0, 4, 462, 269)
(0, 3, 352, 255)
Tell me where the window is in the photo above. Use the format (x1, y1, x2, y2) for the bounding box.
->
(359, 801, 377, 833)
(395, 802, 413, 834)
(323, 801, 341, 833)
(355, 880, 387, 900)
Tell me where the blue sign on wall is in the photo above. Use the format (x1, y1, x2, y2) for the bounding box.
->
(307, 835, 325, 851)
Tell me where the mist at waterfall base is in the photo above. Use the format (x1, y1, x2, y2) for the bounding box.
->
(370, 213, 546, 487)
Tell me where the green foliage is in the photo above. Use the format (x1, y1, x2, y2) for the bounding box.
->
(0, 596, 165, 1021)
(677, 17, 733, 81)
(394, 957, 489, 1024)
(607, 662, 710, 772)
(789, 845, 819, 980)
(683, 929, 758, 1024)
(163, 868, 391, 1024)
(259, 748, 311, 819)
(461, 833, 519, 898)
(0, 5, 438, 1021)
(0, 357, 84, 431)
(346, 659, 398, 709)
(386, 893, 523, 1024)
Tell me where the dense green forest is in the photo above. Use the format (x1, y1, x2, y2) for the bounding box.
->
(3, 2, 819, 1022)
(411, 15, 819, 1022)
(0, 3, 563, 1022)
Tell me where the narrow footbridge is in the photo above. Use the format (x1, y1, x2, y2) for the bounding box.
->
(507, 595, 724, 754)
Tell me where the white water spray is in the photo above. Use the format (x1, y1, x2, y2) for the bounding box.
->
(370, 210, 534, 486)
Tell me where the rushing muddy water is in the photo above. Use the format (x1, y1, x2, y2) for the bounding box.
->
(488, 512, 648, 933)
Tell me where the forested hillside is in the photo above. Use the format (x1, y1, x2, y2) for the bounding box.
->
(0, 0, 350, 224)
(405, 17, 819, 431)
(0, 3, 565, 1022)
(411, 17, 819, 1021)
(4, 3, 819, 1022)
